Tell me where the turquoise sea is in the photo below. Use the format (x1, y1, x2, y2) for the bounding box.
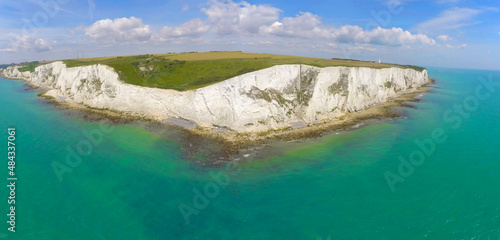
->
(1, 67, 500, 239)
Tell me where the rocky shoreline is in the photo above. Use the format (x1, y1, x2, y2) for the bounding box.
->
(1, 63, 433, 163)
(191, 83, 432, 155)
(33, 79, 433, 164)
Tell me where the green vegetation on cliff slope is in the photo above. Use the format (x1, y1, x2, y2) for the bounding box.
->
(63, 51, 425, 91)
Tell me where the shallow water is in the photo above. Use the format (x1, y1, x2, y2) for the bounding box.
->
(1, 67, 500, 239)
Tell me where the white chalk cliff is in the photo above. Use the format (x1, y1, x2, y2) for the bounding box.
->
(1, 62, 428, 132)
(2, 66, 31, 80)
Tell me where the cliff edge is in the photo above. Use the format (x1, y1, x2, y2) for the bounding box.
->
(1, 61, 429, 133)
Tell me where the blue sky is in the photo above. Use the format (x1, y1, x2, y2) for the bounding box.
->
(1, 0, 499, 70)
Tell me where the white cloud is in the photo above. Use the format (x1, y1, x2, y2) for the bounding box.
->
(193, 0, 438, 53)
(437, 35, 453, 42)
(34, 38, 52, 52)
(333, 26, 435, 46)
(260, 12, 331, 39)
(0, 35, 54, 52)
(0, 0, 442, 62)
(415, 7, 481, 33)
(347, 45, 378, 52)
(85, 17, 151, 42)
(445, 43, 467, 49)
(155, 19, 209, 40)
(202, 0, 281, 35)
(182, 5, 189, 11)
(260, 12, 435, 46)
(259, 41, 274, 45)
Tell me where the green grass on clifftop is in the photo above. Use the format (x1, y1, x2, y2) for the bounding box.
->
(63, 51, 425, 91)
(18, 61, 39, 72)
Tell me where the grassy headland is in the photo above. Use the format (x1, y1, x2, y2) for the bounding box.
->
(18, 61, 40, 72)
(62, 51, 425, 91)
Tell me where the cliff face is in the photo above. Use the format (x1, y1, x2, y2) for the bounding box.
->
(2, 61, 428, 132)
(1, 66, 31, 80)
